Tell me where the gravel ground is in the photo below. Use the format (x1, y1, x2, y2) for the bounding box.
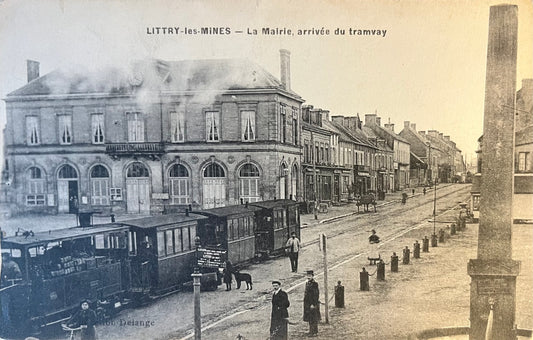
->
(196, 221, 532, 340)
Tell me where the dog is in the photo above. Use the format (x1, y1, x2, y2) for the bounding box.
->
(234, 271, 253, 290)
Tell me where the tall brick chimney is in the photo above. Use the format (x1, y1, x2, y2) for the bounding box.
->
(365, 114, 377, 126)
(410, 123, 416, 131)
(27, 60, 40, 83)
(280, 49, 291, 90)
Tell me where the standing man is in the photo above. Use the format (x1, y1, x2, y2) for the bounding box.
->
(303, 270, 320, 337)
(270, 280, 290, 340)
(285, 232, 301, 273)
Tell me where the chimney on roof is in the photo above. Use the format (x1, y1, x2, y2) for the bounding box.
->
(404, 121, 410, 128)
(410, 123, 416, 131)
(384, 123, 394, 132)
(365, 114, 377, 126)
(428, 130, 438, 138)
(27, 60, 40, 83)
(419, 131, 426, 136)
(439, 132, 444, 139)
(322, 110, 330, 121)
(444, 136, 451, 141)
(280, 49, 291, 90)
(376, 117, 381, 126)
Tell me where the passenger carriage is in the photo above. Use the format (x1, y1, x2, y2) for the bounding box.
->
(0, 223, 130, 337)
(195, 204, 261, 265)
(120, 212, 209, 296)
(250, 199, 301, 258)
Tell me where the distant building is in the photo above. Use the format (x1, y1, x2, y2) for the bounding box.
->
(364, 114, 410, 191)
(3, 51, 304, 215)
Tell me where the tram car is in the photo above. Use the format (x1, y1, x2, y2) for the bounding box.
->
(250, 199, 301, 258)
(120, 212, 214, 295)
(0, 223, 131, 337)
(194, 203, 262, 265)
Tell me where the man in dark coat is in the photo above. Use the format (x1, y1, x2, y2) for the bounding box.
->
(270, 280, 290, 340)
(303, 270, 320, 336)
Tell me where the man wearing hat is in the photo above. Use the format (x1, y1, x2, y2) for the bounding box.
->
(285, 232, 301, 272)
(303, 270, 320, 337)
(270, 280, 290, 340)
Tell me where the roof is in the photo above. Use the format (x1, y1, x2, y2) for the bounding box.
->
(2, 223, 128, 246)
(329, 120, 376, 149)
(195, 204, 262, 218)
(370, 124, 410, 144)
(121, 213, 208, 229)
(250, 199, 299, 209)
(516, 125, 533, 146)
(7, 59, 302, 100)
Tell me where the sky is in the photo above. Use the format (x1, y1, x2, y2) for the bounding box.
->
(0, 0, 532, 165)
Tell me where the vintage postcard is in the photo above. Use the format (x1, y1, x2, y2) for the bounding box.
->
(0, 0, 532, 339)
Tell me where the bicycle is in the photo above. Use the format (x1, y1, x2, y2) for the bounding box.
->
(61, 324, 83, 340)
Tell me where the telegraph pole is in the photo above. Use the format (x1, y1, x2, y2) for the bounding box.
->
(321, 233, 329, 324)
(192, 236, 202, 340)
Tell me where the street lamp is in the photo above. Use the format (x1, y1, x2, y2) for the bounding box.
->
(431, 167, 438, 247)
(192, 236, 202, 340)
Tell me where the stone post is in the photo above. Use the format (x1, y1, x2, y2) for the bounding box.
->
(467, 5, 520, 340)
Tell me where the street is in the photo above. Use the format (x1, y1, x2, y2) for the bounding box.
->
(29, 184, 485, 340)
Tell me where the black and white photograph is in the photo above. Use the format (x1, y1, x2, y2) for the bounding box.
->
(0, 0, 532, 339)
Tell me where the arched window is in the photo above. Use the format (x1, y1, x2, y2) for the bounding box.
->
(239, 164, 260, 203)
(127, 163, 149, 177)
(58, 164, 77, 179)
(202, 162, 226, 208)
(90, 165, 110, 205)
(169, 164, 190, 204)
(204, 163, 225, 177)
(26, 167, 45, 206)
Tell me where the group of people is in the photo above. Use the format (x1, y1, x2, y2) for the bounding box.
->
(270, 270, 320, 339)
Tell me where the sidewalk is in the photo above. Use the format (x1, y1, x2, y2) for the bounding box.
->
(192, 218, 532, 340)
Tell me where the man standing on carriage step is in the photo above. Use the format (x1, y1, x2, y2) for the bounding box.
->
(270, 280, 290, 340)
(285, 232, 301, 272)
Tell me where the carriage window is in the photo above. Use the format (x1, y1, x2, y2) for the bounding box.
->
(95, 235, 105, 249)
(157, 232, 165, 257)
(2, 248, 22, 258)
(189, 226, 196, 249)
(128, 231, 137, 255)
(248, 217, 255, 236)
(174, 228, 182, 252)
(182, 227, 190, 251)
(227, 219, 233, 240)
(282, 210, 287, 227)
(232, 219, 239, 240)
(243, 217, 248, 237)
(165, 230, 174, 255)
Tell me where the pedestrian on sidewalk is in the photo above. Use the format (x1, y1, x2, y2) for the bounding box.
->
(303, 270, 320, 337)
(285, 232, 301, 273)
(423, 187, 427, 195)
(270, 280, 290, 340)
(223, 260, 234, 291)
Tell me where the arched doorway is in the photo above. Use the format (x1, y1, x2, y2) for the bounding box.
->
(202, 163, 226, 209)
(279, 163, 288, 199)
(168, 164, 191, 204)
(239, 163, 260, 203)
(90, 165, 110, 206)
(291, 164, 298, 200)
(126, 162, 151, 214)
(57, 164, 78, 213)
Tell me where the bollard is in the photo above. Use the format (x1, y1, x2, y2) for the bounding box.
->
(335, 281, 345, 308)
(376, 260, 385, 281)
(391, 252, 399, 272)
(438, 229, 445, 243)
(422, 236, 429, 252)
(451, 223, 456, 235)
(413, 240, 421, 259)
(431, 233, 438, 247)
(402, 246, 410, 265)
(360, 267, 369, 291)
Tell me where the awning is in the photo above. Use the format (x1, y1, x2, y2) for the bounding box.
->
(357, 172, 371, 177)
